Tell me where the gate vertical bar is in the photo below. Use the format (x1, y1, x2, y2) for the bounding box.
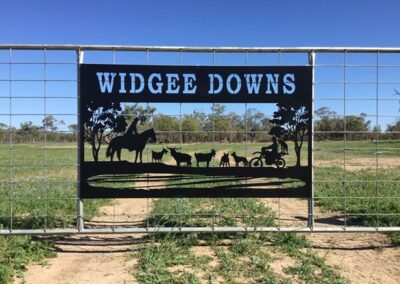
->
(308, 51, 315, 229)
(76, 49, 84, 232)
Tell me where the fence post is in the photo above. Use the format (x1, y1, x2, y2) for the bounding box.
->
(308, 51, 315, 230)
(76, 49, 84, 232)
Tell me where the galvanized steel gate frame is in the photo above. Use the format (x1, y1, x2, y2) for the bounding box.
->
(0, 44, 400, 235)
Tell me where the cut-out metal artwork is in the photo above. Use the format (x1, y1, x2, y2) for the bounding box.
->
(79, 64, 312, 198)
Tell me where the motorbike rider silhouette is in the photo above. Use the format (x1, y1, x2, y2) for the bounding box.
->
(261, 136, 279, 163)
(250, 135, 287, 168)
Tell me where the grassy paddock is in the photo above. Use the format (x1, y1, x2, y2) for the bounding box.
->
(0, 140, 399, 230)
(0, 140, 399, 282)
(0, 142, 110, 282)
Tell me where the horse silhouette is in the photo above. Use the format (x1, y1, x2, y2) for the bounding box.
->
(106, 128, 157, 163)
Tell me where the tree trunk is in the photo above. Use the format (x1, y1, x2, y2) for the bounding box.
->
(91, 144, 98, 162)
(295, 146, 301, 167)
(92, 132, 104, 162)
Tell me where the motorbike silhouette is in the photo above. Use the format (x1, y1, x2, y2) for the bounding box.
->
(249, 150, 286, 169)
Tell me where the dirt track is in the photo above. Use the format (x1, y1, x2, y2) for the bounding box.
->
(21, 199, 146, 284)
(20, 174, 161, 284)
(19, 164, 400, 284)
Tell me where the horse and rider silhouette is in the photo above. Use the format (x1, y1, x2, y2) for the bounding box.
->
(106, 117, 156, 163)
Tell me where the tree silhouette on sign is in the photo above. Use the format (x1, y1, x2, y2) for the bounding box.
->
(270, 103, 309, 167)
(84, 101, 127, 162)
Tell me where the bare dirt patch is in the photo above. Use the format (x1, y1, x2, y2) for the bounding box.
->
(316, 157, 400, 171)
(262, 198, 310, 227)
(262, 197, 400, 284)
(20, 212, 142, 284)
(309, 233, 400, 284)
(269, 251, 298, 282)
(20, 176, 166, 284)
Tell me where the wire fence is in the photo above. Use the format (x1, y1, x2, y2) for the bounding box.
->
(0, 45, 400, 234)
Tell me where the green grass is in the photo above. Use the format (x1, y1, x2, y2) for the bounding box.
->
(0, 236, 55, 283)
(0, 140, 399, 282)
(283, 251, 347, 284)
(132, 174, 348, 283)
(134, 197, 348, 283)
(86, 141, 310, 166)
(0, 143, 111, 282)
(0, 143, 109, 230)
(314, 165, 400, 244)
(88, 139, 400, 167)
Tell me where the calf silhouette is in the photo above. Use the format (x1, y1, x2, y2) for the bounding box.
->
(168, 147, 192, 167)
(231, 152, 249, 167)
(152, 148, 168, 163)
(219, 153, 230, 167)
(194, 149, 216, 168)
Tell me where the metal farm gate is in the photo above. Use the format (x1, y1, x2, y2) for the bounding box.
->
(0, 44, 399, 234)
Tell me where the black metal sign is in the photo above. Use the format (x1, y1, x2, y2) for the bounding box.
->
(79, 64, 312, 198)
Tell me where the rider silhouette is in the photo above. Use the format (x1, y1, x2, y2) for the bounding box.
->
(262, 136, 279, 161)
(126, 117, 140, 136)
(123, 117, 140, 151)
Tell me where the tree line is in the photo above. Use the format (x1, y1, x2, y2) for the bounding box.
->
(315, 107, 400, 140)
(0, 115, 77, 143)
(83, 102, 310, 166)
(0, 105, 399, 144)
(128, 104, 273, 144)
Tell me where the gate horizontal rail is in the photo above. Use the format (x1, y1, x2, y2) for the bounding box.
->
(2, 44, 400, 52)
(2, 226, 400, 236)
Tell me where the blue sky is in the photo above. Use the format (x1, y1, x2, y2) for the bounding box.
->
(1, 0, 400, 131)
(2, 0, 400, 47)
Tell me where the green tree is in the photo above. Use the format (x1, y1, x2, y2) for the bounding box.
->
(210, 104, 225, 116)
(122, 103, 156, 129)
(372, 125, 382, 133)
(345, 115, 370, 140)
(192, 110, 207, 129)
(68, 124, 78, 133)
(261, 117, 272, 132)
(153, 115, 180, 143)
(315, 107, 337, 130)
(0, 122, 7, 142)
(245, 108, 265, 142)
(206, 104, 232, 142)
(20, 121, 39, 132)
(228, 111, 244, 142)
(315, 107, 372, 140)
(386, 119, 400, 140)
(315, 107, 339, 140)
(42, 115, 65, 133)
(18, 121, 41, 142)
(386, 119, 400, 132)
(182, 115, 203, 143)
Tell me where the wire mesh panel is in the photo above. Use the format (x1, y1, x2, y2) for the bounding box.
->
(0, 45, 399, 234)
